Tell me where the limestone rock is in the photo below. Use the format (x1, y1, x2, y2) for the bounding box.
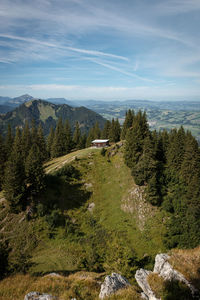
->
(24, 291, 58, 300)
(88, 202, 95, 212)
(99, 273, 130, 299)
(44, 272, 61, 278)
(154, 254, 198, 296)
(135, 269, 160, 300)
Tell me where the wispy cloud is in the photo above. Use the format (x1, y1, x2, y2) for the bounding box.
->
(0, 0, 200, 100)
(0, 34, 128, 61)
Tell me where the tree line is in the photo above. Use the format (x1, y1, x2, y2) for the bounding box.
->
(123, 109, 200, 249)
(0, 117, 121, 211)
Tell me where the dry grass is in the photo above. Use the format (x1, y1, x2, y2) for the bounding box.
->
(169, 246, 200, 288)
(0, 272, 142, 300)
(148, 273, 165, 298)
(44, 147, 99, 174)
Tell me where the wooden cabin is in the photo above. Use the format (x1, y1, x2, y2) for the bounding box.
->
(91, 139, 109, 148)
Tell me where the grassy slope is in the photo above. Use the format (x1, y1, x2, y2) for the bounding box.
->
(1, 145, 200, 300)
(0, 145, 167, 299)
(30, 145, 166, 275)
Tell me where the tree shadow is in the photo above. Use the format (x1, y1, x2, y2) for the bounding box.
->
(38, 165, 92, 212)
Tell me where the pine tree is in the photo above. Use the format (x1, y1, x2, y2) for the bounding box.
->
(73, 122, 81, 149)
(47, 127, 54, 158)
(86, 127, 95, 147)
(37, 123, 47, 162)
(109, 118, 121, 142)
(101, 120, 111, 139)
(133, 135, 158, 185)
(79, 133, 87, 149)
(3, 128, 26, 211)
(0, 134, 6, 190)
(21, 121, 31, 161)
(64, 120, 72, 153)
(25, 144, 45, 198)
(51, 117, 65, 157)
(31, 119, 38, 146)
(5, 124, 13, 159)
(121, 109, 134, 140)
(93, 122, 101, 139)
(124, 111, 149, 170)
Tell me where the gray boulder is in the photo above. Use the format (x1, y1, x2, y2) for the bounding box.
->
(99, 273, 130, 299)
(24, 292, 58, 300)
(154, 253, 198, 296)
(135, 269, 160, 300)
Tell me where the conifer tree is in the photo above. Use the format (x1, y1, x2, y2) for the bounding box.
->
(3, 128, 26, 211)
(0, 134, 6, 190)
(124, 111, 149, 169)
(37, 123, 47, 162)
(121, 109, 134, 140)
(86, 127, 95, 147)
(21, 121, 31, 161)
(31, 119, 38, 146)
(73, 122, 81, 149)
(5, 124, 13, 159)
(93, 122, 101, 139)
(25, 144, 45, 198)
(109, 118, 121, 142)
(51, 117, 65, 157)
(101, 120, 111, 139)
(79, 133, 87, 149)
(64, 120, 72, 153)
(47, 127, 54, 158)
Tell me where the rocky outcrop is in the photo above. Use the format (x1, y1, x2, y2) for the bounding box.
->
(135, 253, 199, 300)
(135, 269, 160, 300)
(154, 254, 198, 297)
(24, 292, 58, 300)
(99, 273, 130, 299)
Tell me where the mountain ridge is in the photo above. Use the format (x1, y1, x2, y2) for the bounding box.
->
(0, 99, 106, 135)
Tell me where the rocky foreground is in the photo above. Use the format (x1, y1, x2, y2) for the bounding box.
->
(24, 253, 200, 300)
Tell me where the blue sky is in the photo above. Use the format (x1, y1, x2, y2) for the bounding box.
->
(0, 0, 200, 101)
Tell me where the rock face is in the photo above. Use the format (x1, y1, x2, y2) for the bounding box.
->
(99, 273, 130, 299)
(135, 269, 160, 300)
(24, 292, 58, 300)
(135, 253, 199, 300)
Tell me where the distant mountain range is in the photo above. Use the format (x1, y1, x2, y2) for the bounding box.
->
(0, 99, 106, 136)
(1, 94, 200, 115)
(0, 94, 75, 113)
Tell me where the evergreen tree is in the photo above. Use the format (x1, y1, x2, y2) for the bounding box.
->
(64, 120, 72, 153)
(47, 127, 54, 158)
(79, 133, 87, 149)
(124, 111, 149, 170)
(86, 122, 102, 147)
(86, 127, 95, 147)
(109, 118, 121, 142)
(31, 119, 38, 146)
(3, 128, 26, 211)
(133, 135, 158, 185)
(73, 122, 81, 149)
(93, 122, 101, 139)
(5, 124, 13, 159)
(0, 134, 6, 190)
(37, 123, 47, 162)
(21, 121, 31, 161)
(51, 117, 65, 157)
(101, 120, 111, 139)
(121, 109, 134, 140)
(25, 144, 45, 198)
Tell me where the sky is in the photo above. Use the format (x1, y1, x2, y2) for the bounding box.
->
(0, 0, 200, 101)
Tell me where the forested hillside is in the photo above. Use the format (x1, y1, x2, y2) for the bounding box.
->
(0, 110, 200, 299)
(0, 99, 106, 136)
